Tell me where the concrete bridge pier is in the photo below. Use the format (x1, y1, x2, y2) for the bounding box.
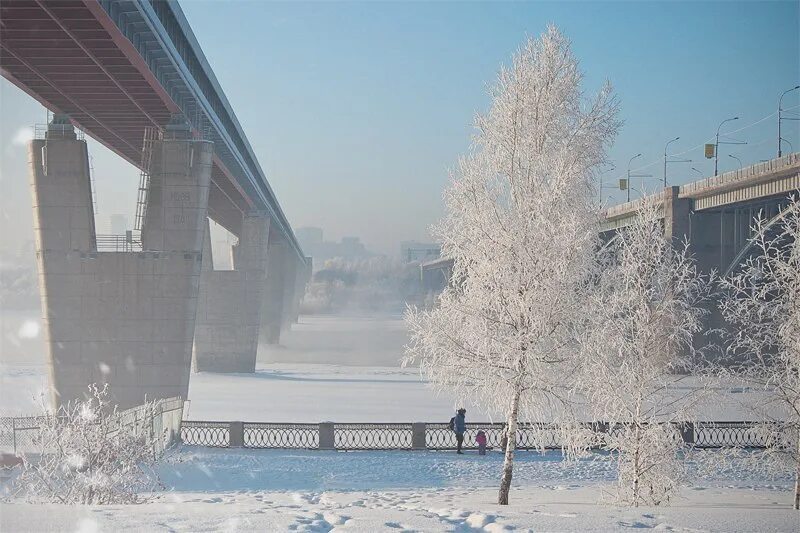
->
(28, 115, 212, 409)
(193, 214, 270, 373)
(281, 254, 301, 333)
(663, 186, 691, 243)
(292, 257, 312, 323)
(258, 240, 290, 346)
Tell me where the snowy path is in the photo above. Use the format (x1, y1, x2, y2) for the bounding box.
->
(4, 447, 796, 532)
(1, 485, 796, 532)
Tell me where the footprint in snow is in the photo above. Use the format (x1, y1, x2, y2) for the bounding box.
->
(465, 513, 496, 529)
(322, 512, 349, 525)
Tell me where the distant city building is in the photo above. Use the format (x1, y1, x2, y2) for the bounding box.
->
(400, 241, 441, 263)
(109, 214, 128, 234)
(294, 227, 372, 267)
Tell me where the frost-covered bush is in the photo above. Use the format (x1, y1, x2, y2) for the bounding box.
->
(607, 424, 686, 506)
(12, 385, 163, 504)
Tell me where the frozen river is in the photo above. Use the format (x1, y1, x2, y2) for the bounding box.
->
(0, 311, 777, 422)
(0, 312, 493, 420)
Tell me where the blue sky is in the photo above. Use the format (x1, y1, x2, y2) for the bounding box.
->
(1, 1, 798, 255)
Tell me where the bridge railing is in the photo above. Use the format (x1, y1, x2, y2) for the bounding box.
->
(95, 233, 143, 252)
(601, 152, 800, 224)
(179, 420, 783, 451)
(679, 152, 800, 199)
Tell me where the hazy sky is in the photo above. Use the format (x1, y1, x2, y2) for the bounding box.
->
(1, 1, 798, 256)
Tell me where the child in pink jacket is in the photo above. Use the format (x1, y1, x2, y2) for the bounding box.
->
(475, 430, 487, 455)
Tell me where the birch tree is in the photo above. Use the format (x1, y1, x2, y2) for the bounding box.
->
(718, 196, 800, 510)
(577, 200, 713, 506)
(404, 26, 620, 505)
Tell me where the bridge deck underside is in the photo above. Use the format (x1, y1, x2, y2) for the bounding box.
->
(0, 0, 247, 235)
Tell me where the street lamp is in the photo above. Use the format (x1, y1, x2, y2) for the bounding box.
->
(598, 163, 616, 204)
(715, 117, 739, 176)
(623, 153, 654, 202)
(626, 153, 641, 202)
(663, 136, 691, 187)
(691, 167, 703, 177)
(728, 154, 742, 169)
(778, 85, 800, 157)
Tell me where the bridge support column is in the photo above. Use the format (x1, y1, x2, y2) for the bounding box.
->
(28, 115, 212, 409)
(259, 240, 289, 345)
(281, 254, 301, 333)
(293, 257, 312, 323)
(193, 214, 269, 373)
(663, 186, 691, 243)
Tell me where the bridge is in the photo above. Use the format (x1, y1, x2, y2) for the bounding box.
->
(1, 0, 311, 408)
(421, 152, 800, 292)
(601, 152, 800, 275)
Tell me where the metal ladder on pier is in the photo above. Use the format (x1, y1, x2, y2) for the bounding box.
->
(134, 127, 158, 233)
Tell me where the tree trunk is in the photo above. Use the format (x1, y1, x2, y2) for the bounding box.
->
(794, 428, 799, 510)
(498, 385, 522, 505)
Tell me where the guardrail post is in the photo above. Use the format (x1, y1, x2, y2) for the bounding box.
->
(319, 422, 335, 450)
(412, 422, 426, 450)
(680, 422, 695, 445)
(229, 421, 244, 447)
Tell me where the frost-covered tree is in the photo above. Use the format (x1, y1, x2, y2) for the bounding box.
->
(13, 385, 163, 504)
(577, 200, 713, 506)
(404, 26, 620, 505)
(718, 197, 800, 510)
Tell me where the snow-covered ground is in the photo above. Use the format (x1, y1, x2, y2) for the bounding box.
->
(2, 447, 797, 532)
(2, 313, 797, 532)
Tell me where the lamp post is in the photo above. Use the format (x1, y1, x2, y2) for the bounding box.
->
(663, 136, 691, 187)
(715, 117, 738, 176)
(691, 167, 703, 177)
(663, 137, 678, 187)
(598, 163, 616, 204)
(778, 85, 800, 157)
(627, 153, 641, 202)
(728, 154, 742, 169)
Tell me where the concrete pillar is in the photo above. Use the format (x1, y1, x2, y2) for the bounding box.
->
(663, 186, 691, 244)
(141, 120, 210, 252)
(411, 422, 427, 450)
(690, 210, 722, 274)
(28, 115, 212, 409)
(229, 421, 245, 447)
(290, 256, 312, 323)
(680, 422, 695, 445)
(281, 253, 300, 333)
(259, 240, 289, 345)
(319, 422, 335, 450)
(193, 214, 270, 373)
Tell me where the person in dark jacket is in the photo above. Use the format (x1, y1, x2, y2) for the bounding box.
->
(453, 408, 466, 454)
